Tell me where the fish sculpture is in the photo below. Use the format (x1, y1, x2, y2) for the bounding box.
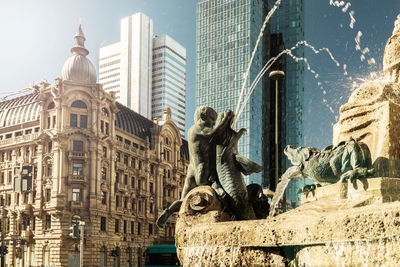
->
(215, 127, 263, 220)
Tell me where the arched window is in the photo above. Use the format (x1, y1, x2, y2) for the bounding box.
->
(47, 102, 55, 109)
(71, 100, 87, 109)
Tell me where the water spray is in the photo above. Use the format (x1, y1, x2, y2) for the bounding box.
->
(233, 0, 281, 128)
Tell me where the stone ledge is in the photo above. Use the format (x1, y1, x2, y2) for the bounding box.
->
(301, 177, 400, 205)
(176, 178, 400, 266)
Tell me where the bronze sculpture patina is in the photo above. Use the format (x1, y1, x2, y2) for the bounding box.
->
(157, 107, 265, 228)
(284, 138, 375, 194)
(215, 125, 263, 220)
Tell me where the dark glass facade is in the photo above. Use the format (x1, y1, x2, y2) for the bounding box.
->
(268, 0, 305, 207)
(196, 0, 266, 184)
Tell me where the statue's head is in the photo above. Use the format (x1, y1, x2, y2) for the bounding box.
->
(284, 145, 315, 165)
(194, 106, 217, 127)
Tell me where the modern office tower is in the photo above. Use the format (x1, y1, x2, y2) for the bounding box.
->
(196, 0, 267, 185)
(99, 12, 153, 119)
(152, 35, 186, 137)
(268, 0, 305, 207)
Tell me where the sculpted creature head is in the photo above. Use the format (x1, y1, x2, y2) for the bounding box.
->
(194, 106, 217, 128)
(284, 145, 318, 165)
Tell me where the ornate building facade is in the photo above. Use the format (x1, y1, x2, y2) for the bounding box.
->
(0, 25, 188, 266)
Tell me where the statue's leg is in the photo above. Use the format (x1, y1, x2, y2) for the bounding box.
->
(157, 171, 196, 228)
(195, 162, 209, 185)
(156, 200, 182, 228)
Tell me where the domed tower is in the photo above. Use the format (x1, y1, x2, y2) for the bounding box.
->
(383, 15, 400, 83)
(61, 25, 97, 84)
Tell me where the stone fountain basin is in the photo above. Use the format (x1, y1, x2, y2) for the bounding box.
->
(175, 178, 400, 266)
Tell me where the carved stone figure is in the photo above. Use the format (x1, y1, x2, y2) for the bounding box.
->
(284, 138, 375, 194)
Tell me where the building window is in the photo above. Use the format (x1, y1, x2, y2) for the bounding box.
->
(70, 114, 78, 127)
(137, 222, 141, 235)
(72, 188, 82, 202)
(80, 115, 87, 128)
(102, 147, 107, 158)
(150, 203, 153, 214)
(45, 215, 51, 229)
(105, 122, 109, 135)
(73, 141, 84, 152)
(124, 197, 128, 209)
(100, 217, 106, 232)
(131, 177, 135, 188)
(47, 164, 52, 176)
(138, 161, 142, 170)
(124, 175, 128, 185)
(116, 152, 120, 162)
(48, 141, 52, 152)
(71, 100, 87, 109)
(115, 219, 119, 233)
(149, 224, 153, 236)
(116, 173, 120, 183)
(72, 163, 83, 176)
(131, 221, 134, 234)
(116, 195, 120, 207)
(100, 120, 104, 133)
(149, 182, 153, 193)
(150, 164, 154, 174)
(101, 191, 107, 205)
(0, 172, 4, 184)
(124, 155, 128, 165)
(123, 220, 127, 234)
(101, 167, 107, 180)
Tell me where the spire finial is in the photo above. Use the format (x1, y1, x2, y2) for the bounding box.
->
(394, 15, 400, 35)
(70, 24, 89, 56)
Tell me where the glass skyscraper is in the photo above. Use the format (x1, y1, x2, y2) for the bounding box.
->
(196, 0, 266, 184)
(152, 34, 187, 137)
(268, 0, 305, 207)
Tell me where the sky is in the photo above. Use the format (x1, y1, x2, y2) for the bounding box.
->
(0, 0, 399, 149)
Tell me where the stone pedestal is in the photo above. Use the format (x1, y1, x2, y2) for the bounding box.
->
(176, 179, 400, 266)
(333, 82, 400, 177)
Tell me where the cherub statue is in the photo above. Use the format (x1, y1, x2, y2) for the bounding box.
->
(156, 106, 233, 228)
